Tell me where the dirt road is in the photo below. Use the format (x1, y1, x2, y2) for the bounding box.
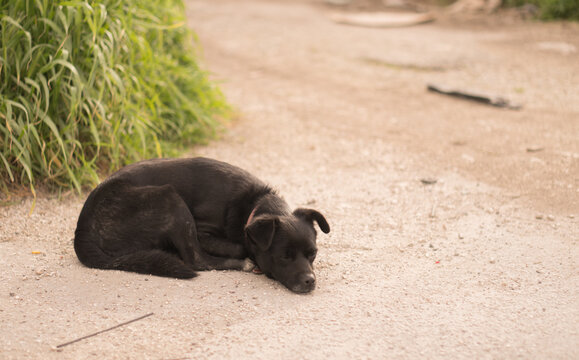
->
(1, 0, 578, 358)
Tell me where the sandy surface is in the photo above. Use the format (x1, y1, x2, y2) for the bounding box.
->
(1, 0, 578, 358)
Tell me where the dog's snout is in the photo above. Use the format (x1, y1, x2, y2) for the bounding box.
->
(290, 272, 317, 293)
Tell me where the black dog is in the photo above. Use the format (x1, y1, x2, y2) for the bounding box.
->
(74, 157, 330, 293)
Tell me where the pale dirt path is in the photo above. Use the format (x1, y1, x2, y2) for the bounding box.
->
(1, 0, 578, 359)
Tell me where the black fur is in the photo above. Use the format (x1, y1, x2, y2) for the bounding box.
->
(74, 157, 330, 293)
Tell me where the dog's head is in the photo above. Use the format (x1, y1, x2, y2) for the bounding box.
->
(245, 208, 330, 293)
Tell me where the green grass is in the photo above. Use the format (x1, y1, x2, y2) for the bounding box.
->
(0, 0, 229, 196)
(504, 0, 579, 20)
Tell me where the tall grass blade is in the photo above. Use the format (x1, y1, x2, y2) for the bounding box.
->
(0, 0, 230, 195)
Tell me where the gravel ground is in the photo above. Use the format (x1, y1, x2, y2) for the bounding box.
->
(1, 0, 578, 359)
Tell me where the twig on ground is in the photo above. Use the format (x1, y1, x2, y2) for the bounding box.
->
(430, 202, 438, 218)
(56, 312, 154, 348)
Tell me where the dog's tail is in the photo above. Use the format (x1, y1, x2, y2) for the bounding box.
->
(74, 230, 197, 279)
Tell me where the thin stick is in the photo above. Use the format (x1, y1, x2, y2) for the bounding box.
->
(56, 312, 154, 348)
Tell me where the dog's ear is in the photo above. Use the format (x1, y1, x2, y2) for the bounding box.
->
(293, 208, 330, 234)
(245, 216, 278, 251)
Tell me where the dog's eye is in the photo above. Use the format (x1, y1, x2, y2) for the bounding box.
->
(306, 250, 317, 261)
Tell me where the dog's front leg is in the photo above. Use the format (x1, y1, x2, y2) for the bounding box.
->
(196, 237, 254, 272)
(166, 205, 250, 272)
(198, 234, 247, 259)
(198, 235, 254, 272)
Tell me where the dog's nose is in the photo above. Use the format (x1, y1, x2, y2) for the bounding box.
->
(301, 273, 316, 287)
(292, 273, 316, 293)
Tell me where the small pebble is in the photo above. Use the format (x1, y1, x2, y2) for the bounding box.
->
(526, 146, 544, 153)
(420, 178, 438, 185)
(546, 215, 555, 221)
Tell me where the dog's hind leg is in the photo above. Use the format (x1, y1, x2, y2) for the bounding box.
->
(75, 183, 199, 278)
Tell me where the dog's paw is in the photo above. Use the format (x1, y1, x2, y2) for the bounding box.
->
(242, 258, 256, 272)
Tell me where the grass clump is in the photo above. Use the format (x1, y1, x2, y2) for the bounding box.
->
(0, 0, 229, 195)
(504, 0, 579, 20)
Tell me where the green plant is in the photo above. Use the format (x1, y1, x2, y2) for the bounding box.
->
(504, 0, 579, 20)
(0, 0, 229, 196)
